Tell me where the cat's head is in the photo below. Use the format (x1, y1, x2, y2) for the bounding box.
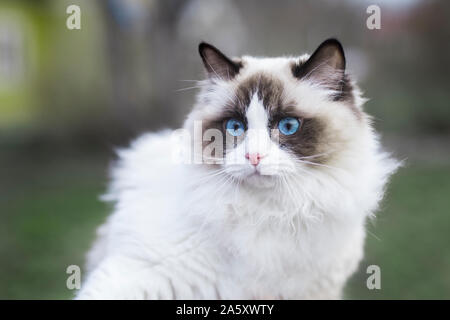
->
(185, 39, 369, 188)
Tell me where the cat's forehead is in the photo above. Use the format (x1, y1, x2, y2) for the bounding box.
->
(228, 55, 311, 105)
(226, 56, 309, 113)
(231, 72, 285, 116)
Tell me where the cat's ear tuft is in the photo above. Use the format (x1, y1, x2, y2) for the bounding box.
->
(292, 38, 346, 90)
(198, 42, 241, 80)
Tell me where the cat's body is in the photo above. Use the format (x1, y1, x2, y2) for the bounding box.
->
(77, 40, 398, 299)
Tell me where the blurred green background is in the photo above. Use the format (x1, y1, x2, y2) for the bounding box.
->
(0, 0, 449, 299)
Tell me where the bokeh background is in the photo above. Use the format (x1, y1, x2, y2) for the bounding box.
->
(1, 0, 449, 299)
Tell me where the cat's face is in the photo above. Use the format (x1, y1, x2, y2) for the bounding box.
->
(186, 39, 367, 187)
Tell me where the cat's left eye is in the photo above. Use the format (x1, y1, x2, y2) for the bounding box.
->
(226, 118, 245, 137)
(278, 117, 301, 135)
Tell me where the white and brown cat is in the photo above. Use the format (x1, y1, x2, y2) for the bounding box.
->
(77, 39, 399, 299)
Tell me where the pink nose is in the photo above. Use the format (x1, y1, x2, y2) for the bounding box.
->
(245, 153, 264, 166)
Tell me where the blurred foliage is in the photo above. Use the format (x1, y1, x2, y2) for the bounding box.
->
(0, 0, 449, 148)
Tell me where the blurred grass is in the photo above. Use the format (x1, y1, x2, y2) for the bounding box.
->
(0, 153, 110, 299)
(0, 154, 449, 299)
(346, 163, 450, 299)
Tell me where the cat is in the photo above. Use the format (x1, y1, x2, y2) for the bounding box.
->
(77, 39, 399, 299)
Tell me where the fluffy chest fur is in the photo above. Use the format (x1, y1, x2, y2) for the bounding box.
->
(78, 129, 394, 299)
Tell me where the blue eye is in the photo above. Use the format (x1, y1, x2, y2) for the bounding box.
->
(226, 119, 245, 136)
(278, 117, 300, 135)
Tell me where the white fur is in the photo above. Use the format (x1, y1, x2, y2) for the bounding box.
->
(77, 54, 399, 300)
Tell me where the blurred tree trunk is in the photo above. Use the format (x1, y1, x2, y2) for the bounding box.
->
(99, 0, 187, 140)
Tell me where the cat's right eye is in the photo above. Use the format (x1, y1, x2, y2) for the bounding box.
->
(278, 117, 301, 135)
(225, 119, 245, 137)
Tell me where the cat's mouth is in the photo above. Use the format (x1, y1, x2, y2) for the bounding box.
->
(227, 165, 278, 178)
(247, 171, 261, 178)
(247, 166, 266, 177)
(244, 170, 277, 188)
(223, 162, 280, 185)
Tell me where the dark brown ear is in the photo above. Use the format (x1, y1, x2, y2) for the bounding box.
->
(292, 38, 346, 90)
(199, 42, 241, 80)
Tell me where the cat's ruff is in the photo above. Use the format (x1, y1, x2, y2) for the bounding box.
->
(77, 39, 399, 299)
